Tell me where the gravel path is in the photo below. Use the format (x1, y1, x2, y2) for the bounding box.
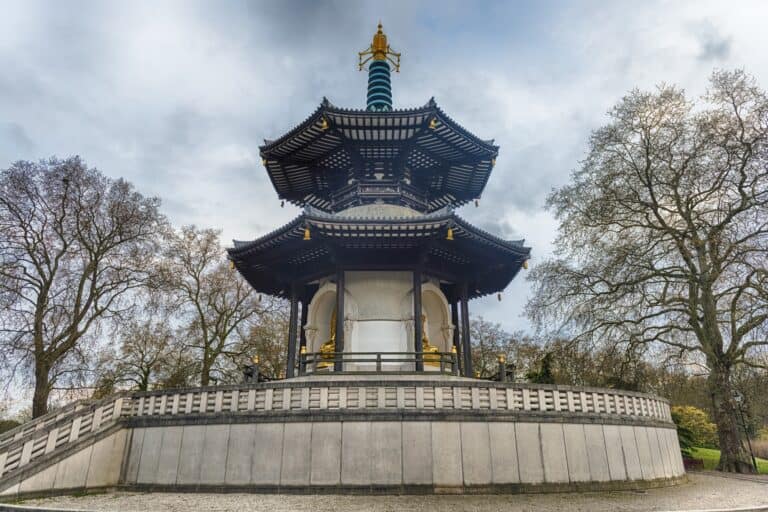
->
(16, 474, 768, 512)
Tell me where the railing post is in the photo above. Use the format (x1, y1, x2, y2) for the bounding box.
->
(451, 347, 459, 376)
(439, 354, 445, 373)
(498, 354, 507, 383)
(376, 353, 382, 372)
(299, 347, 307, 376)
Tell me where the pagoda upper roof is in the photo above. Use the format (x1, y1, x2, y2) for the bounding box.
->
(260, 98, 499, 212)
(228, 206, 530, 299)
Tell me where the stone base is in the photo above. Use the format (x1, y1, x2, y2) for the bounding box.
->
(0, 376, 686, 499)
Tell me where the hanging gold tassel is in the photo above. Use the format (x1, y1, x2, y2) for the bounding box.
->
(523, 260, 529, 270)
(446, 227, 454, 241)
(303, 226, 311, 240)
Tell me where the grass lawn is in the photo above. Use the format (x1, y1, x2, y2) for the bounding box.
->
(689, 446, 768, 474)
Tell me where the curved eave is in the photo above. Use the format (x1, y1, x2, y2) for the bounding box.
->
(257, 99, 500, 210)
(228, 211, 531, 299)
(229, 210, 528, 257)
(259, 98, 498, 158)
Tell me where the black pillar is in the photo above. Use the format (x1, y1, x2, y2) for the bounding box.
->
(334, 269, 345, 372)
(450, 300, 462, 374)
(299, 295, 308, 353)
(286, 283, 299, 378)
(460, 283, 473, 377)
(413, 269, 424, 371)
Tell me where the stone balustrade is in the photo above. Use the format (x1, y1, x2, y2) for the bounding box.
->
(124, 381, 671, 422)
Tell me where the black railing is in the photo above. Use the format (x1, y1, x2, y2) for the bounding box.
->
(298, 351, 459, 376)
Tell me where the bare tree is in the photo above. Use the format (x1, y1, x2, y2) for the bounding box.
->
(527, 70, 768, 472)
(161, 226, 260, 386)
(0, 157, 166, 417)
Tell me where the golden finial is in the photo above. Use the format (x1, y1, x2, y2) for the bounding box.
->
(359, 22, 401, 72)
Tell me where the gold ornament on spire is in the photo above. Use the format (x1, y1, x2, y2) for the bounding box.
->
(358, 22, 401, 72)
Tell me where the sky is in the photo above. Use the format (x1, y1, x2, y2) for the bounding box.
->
(1, 0, 768, 334)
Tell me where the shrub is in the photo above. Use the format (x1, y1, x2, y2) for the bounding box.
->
(670, 405, 719, 448)
(0, 420, 21, 435)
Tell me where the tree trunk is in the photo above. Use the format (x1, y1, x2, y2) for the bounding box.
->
(200, 354, 210, 386)
(32, 363, 51, 418)
(708, 359, 755, 473)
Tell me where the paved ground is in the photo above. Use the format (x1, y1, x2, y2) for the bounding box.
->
(15, 474, 768, 512)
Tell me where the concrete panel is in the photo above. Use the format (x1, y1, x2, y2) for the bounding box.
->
(53, 443, 93, 490)
(666, 428, 684, 475)
(562, 424, 590, 482)
(124, 428, 145, 483)
(461, 422, 492, 486)
(371, 422, 402, 486)
(341, 422, 371, 486)
(136, 427, 163, 484)
(646, 427, 666, 479)
(225, 424, 257, 485)
(656, 428, 675, 477)
(515, 423, 544, 484)
(280, 422, 312, 487)
(489, 423, 519, 484)
(0, 483, 19, 497)
(602, 425, 627, 481)
(177, 425, 205, 484)
(252, 423, 284, 486)
(583, 424, 610, 482)
(155, 426, 183, 485)
(431, 422, 462, 487)
(402, 422, 432, 485)
(541, 423, 569, 483)
(200, 424, 230, 484)
(633, 426, 655, 480)
(620, 426, 642, 480)
(310, 422, 341, 486)
(19, 464, 57, 494)
(86, 430, 127, 487)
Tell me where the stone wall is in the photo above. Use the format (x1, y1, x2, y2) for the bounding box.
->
(118, 421, 682, 492)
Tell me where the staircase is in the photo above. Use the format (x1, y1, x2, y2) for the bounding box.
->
(0, 394, 129, 484)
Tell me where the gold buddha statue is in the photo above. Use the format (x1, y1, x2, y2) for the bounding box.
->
(421, 313, 441, 367)
(317, 307, 337, 369)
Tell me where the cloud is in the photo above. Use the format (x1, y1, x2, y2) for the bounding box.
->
(1, 0, 767, 334)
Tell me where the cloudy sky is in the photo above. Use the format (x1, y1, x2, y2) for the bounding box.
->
(2, 0, 767, 333)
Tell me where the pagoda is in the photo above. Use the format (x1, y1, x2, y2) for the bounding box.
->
(0, 25, 686, 498)
(228, 24, 531, 378)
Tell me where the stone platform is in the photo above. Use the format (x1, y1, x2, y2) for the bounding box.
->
(0, 375, 685, 498)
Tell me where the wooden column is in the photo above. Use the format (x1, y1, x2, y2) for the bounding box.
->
(413, 269, 424, 371)
(460, 283, 473, 377)
(334, 269, 345, 372)
(299, 295, 309, 353)
(450, 300, 462, 375)
(286, 283, 299, 378)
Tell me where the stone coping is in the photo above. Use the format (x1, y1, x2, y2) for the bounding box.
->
(125, 376, 671, 404)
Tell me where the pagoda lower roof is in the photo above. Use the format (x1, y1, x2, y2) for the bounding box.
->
(260, 98, 499, 212)
(228, 207, 530, 299)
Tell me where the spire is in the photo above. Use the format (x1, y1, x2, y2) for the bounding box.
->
(358, 22, 401, 112)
